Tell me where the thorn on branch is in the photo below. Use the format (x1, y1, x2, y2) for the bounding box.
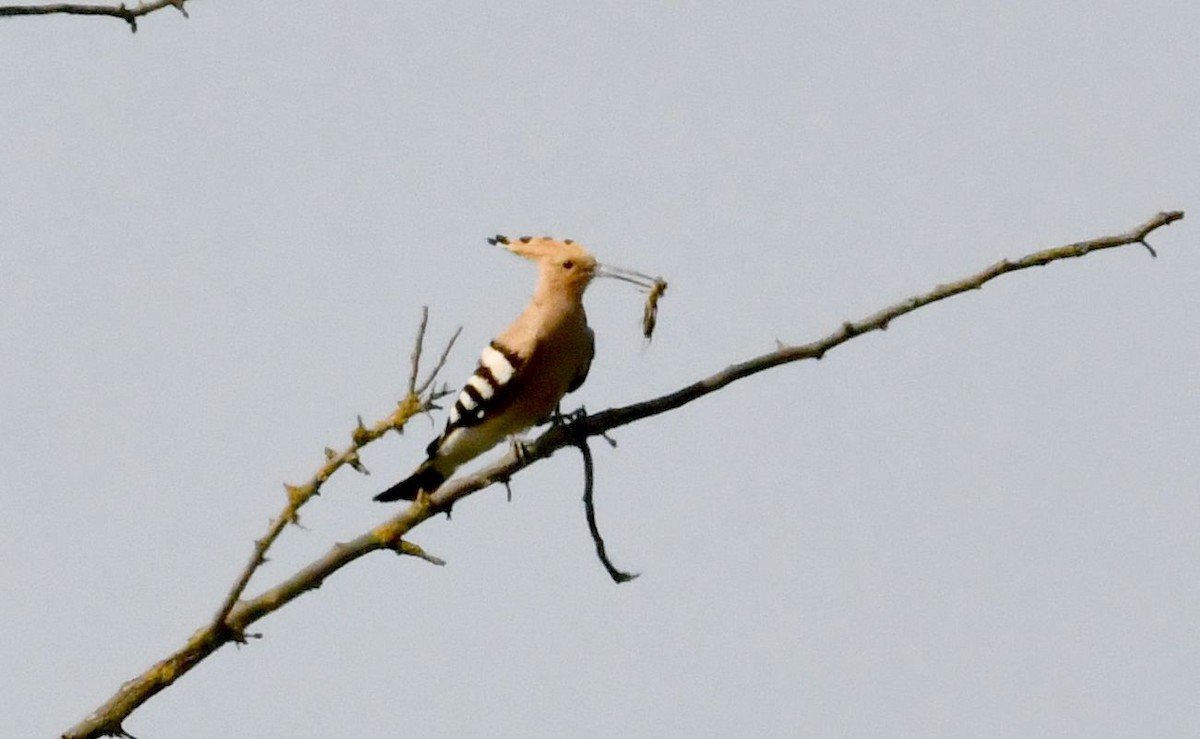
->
(224, 620, 248, 644)
(1139, 239, 1158, 258)
(229, 630, 263, 649)
(396, 539, 447, 566)
(352, 415, 371, 445)
(345, 450, 370, 475)
(390, 394, 422, 431)
(119, 4, 136, 32)
(284, 483, 307, 509)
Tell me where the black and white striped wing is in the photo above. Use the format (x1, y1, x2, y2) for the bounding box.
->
(427, 340, 524, 455)
(374, 340, 527, 503)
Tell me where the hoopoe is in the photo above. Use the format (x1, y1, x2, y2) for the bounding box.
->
(375, 236, 656, 502)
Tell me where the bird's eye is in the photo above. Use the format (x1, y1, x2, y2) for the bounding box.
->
(562, 260, 574, 270)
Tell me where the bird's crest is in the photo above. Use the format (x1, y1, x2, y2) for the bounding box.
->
(488, 234, 596, 268)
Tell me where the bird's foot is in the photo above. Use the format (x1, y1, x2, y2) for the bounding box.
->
(551, 404, 588, 427)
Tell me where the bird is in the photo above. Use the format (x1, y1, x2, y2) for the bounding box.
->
(375, 235, 650, 503)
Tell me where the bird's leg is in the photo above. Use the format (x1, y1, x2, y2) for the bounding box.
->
(501, 434, 535, 504)
(508, 433, 533, 465)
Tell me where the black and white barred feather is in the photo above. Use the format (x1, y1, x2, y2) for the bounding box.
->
(374, 340, 526, 502)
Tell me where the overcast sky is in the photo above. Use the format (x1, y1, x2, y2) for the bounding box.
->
(3, 3, 1199, 738)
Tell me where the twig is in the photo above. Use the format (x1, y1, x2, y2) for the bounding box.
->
(208, 313, 456, 641)
(0, 0, 190, 33)
(417, 325, 462, 397)
(407, 306, 430, 397)
(577, 437, 639, 583)
(61, 211, 1182, 739)
(395, 539, 447, 567)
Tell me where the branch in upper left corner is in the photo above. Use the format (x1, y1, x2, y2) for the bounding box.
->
(0, 0, 190, 33)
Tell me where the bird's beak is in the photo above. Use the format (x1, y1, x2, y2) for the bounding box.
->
(595, 263, 661, 290)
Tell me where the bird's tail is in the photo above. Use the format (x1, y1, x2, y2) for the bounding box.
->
(374, 460, 447, 502)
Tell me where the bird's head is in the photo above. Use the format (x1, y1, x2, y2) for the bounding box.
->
(488, 234, 663, 306)
(489, 235, 600, 296)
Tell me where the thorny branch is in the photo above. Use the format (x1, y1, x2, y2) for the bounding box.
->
(62, 211, 1183, 739)
(0, 0, 190, 32)
(207, 308, 458, 640)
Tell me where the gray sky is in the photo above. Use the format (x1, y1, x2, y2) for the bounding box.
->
(4, 3, 1198, 737)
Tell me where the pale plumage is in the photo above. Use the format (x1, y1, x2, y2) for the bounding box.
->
(375, 236, 601, 502)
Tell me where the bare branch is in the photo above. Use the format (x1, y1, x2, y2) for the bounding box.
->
(407, 306, 429, 397)
(61, 211, 1183, 739)
(578, 210, 1186, 435)
(577, 436, 639, 583)
(0, 0, 190, 33)
(417, 325, 463, 397)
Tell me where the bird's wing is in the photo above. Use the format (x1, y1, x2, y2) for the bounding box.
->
(426, 339, 525, 456)
(566, 325, 595, 394)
